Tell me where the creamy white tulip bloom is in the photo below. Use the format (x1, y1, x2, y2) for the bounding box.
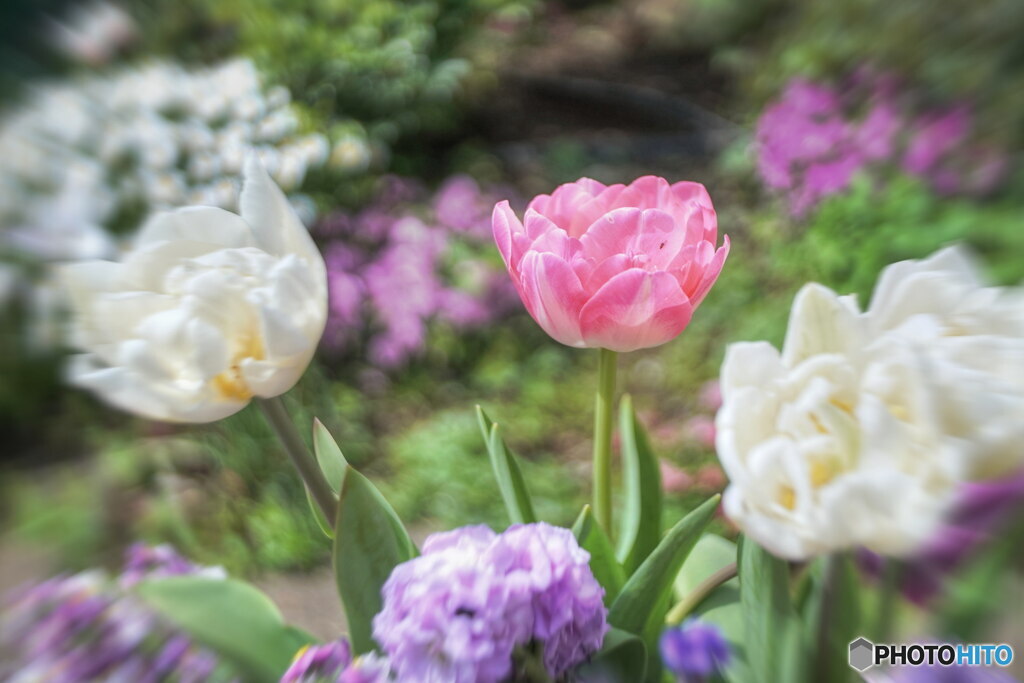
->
(863, 247, 1024, 479)
(62, 157, 327, 423)
(716, 246, 1024, 560)
(717, 284, 964, 559)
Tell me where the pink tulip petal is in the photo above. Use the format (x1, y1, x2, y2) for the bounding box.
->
(690, 237, 730, 306)
(524, 211, 584, 260)
(678, 240, 715, 295)
(580, 269, 693, 351)
(570, 183, 627, 236)
(492, 200, 525, 268)
(528, 178, 608, 236)
(613, 176, 675, 210)
(584, 254, 632, 292)
(520, 251, 587, 347)
(578, 207, 680, 266)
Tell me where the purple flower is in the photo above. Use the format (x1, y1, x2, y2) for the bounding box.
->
(120, 543, 222, 587)
(434, 175, 488, 235)
(281, 639, 352, 683)
(1, 550, 231, 682)
(855, 101, 902, 162)
(903, 106, 972, 176)
(338, 653, 392, 683)
(372, 523, 607, 682)
(755, 70, 1009, 216)
(660, 620, 731, 680)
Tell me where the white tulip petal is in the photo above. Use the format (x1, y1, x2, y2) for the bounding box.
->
(135, 206, 254, 250)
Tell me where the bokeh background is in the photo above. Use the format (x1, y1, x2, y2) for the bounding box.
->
(1, 0, 1022, 673)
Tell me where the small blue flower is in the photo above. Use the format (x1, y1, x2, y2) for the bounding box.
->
(660, 619, 731, 680)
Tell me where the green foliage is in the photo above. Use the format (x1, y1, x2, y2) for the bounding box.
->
(572, 505, 626, 606)
(773, 174, 1024, 298)
(615, 395, 663, 574)
(129, 0, 533, 184)
(738, 537, 800, 683)
(576, 628, 648, 682)
(380, 408, 582, 530)
(476, 406, 537, 525)
(608, 495, 719, 638)
(136, 577, 316, 682)
(333, 466, 418, 654)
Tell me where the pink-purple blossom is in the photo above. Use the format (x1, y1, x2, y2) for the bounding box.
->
(755, 71, 1009, 216)
(317, 175, 518, 368)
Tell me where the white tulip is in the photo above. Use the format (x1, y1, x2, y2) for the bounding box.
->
(716, 246, 1024, 560)
(717, 285, 963, 559)
(61, 157, 327, 423)
(863, 246, 1024, 479)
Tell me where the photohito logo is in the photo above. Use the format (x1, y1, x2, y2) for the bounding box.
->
(849, 637, 1014, 672)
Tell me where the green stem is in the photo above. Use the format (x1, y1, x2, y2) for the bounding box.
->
(665, 562, 738, 625)
(593, 348, 618, 535)
(258, 396, 337, 527)
(874, 559, 900, 642)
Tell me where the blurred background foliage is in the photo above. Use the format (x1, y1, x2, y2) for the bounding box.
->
(1, 0, 1023, 588)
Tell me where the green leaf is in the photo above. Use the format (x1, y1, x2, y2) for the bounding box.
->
(673, 534, 737, 601)
(575, 627, 647, 682)
(803, 555, 862, 683)
(738, 536, 799, 683)
(305, 485, 334, 539)
(475, 405, 536, 525)
(572, 504, 627, 605)
(615, 395, 662, 573)
(334, 467, 418, 654)
(136, 577, 315, 682)
(608, 495, 719, 635)
(313, 418, 347, 495)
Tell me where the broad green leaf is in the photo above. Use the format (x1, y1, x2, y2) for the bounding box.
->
(802, 555, 862, 683)
(673, 534, 737, 601)
(739, 536, 798, 683)
(608, 495, 719, 635)
(334, 468, 418, 654)
(313, 418, 347, 495)
(136, 577, 315, 682)
(476, 405, 536, 525)
(641, 590, 672, 683)
(572, 505, 626, 605)
(305, 485, 334, 539)
(615, 395, 662, 573)
(575, 627, 647, 682)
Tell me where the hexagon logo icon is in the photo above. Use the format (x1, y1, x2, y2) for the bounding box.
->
(849, 637, 875, 671)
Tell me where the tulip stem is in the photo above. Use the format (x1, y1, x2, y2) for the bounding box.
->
(593, 348, 618, 535)
(665, 562, 738, 625)
(258, 396, 337, 527)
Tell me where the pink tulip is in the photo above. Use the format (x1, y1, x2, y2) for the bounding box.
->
(492, 176, 729, 352)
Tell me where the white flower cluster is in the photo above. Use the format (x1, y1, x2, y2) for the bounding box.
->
(0, 58, 329, 264)
(716, 247, 1024, 560)
(45, 0, 138, 66)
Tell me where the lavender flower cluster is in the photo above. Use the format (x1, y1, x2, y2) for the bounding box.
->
(318, 175, 518, 368)
(280, 524, 607, 682)
(1, 545, 230, 682)
(368, 523, 608, 682)
(756, 69, 1008, 216)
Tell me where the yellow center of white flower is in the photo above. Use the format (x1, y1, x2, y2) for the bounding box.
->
(212, 333, 265, 401)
